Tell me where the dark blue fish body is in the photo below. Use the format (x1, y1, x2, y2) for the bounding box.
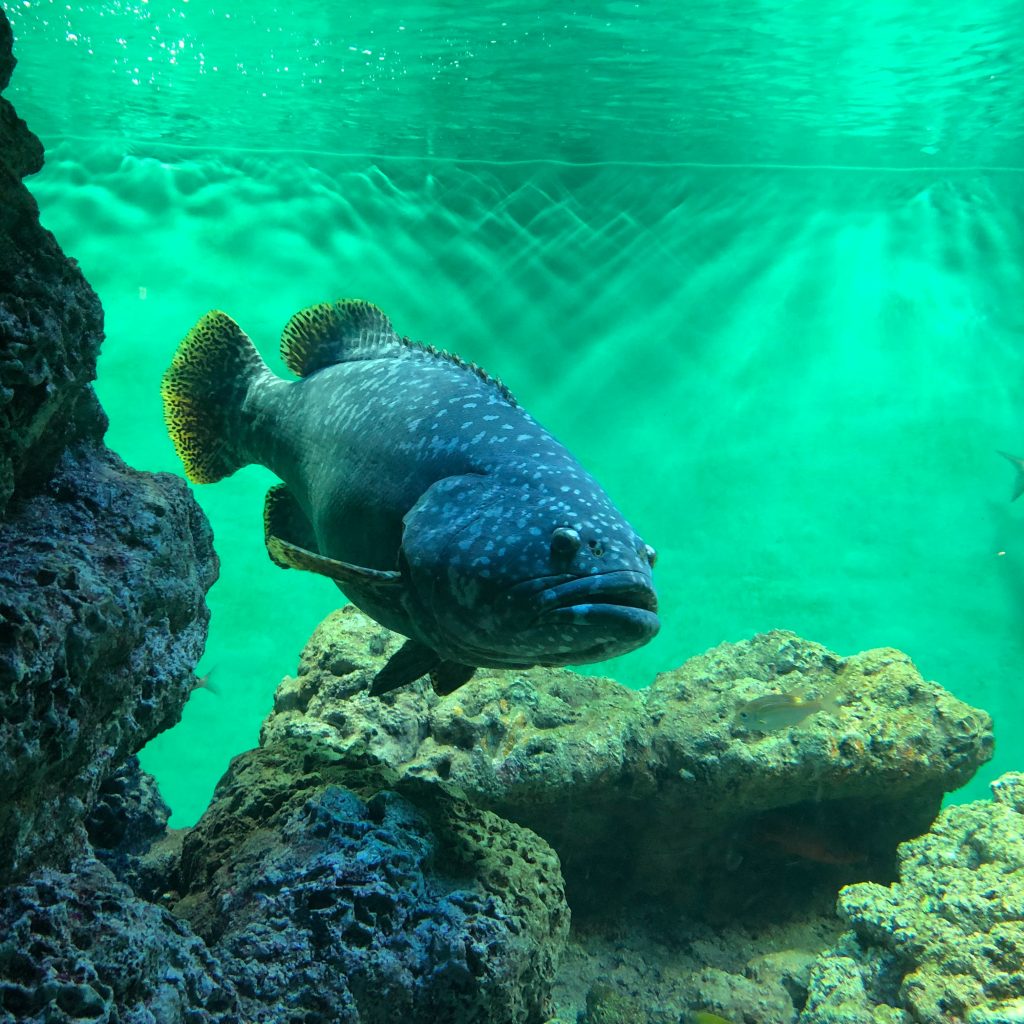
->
(162, 300, 659, 693)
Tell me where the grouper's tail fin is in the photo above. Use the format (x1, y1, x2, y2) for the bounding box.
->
(161, 311, 270, 484)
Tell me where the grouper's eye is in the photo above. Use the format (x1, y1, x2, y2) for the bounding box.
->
(550, 527, 581, 561)
(644, 544, 658, 568)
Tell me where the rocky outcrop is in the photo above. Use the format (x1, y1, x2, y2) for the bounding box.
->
(0, 8, 218, 885)
(0, 12, 105, 512)
(801, 772, 1024, 1024)
(0, 424, 216, 884)
(0, 857, 242, 1023)
(264, 607, 993, 921)
(173, 738, 570, 1024)
(85, 755, 182, 901)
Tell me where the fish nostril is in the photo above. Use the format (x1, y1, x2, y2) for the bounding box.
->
(587, 538, 605, 557)
(644, 544, 657, 569)
(551, 527, 581, 561)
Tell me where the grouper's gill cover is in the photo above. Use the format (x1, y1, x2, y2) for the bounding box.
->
(161, 299, 659, 695)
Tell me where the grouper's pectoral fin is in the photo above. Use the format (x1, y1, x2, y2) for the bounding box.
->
(267, 532, 402, 590)
(264, 483, 402, 593)
(369, 639, 477, 697)
(266, 528, 401, 593)
(264, 484, 319, 563)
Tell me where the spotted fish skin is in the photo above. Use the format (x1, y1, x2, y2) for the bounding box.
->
(162, 300, 659, 693)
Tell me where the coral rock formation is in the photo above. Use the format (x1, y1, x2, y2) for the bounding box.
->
(0, 438, 216, 884)
(802, 771, 1024, 1024)
(265, 607, 992, 920)
(0, 13, 105, 511)
(173, 739, 570, 1024)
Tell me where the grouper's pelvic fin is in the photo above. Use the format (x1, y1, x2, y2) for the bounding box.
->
(281, 299, 402, 376)
(161, 311, 270, 484)
(369, 638, 477, 697)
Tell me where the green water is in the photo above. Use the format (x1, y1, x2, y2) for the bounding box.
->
(5, 1, 1024, 826)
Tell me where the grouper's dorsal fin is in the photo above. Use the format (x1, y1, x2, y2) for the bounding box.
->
(419, 343, 519, 408)
(281, 300, 401, 376)
(282, 298, 519, 407)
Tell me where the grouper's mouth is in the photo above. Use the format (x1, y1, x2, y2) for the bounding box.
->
(439, 569, 660, 668)
(512, 570, 660, 642)
(537, 570, 657, 616)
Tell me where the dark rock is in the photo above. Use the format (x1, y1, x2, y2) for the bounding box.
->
(265, 609, 992, 923)
(0, 443, 217, 886)
(85, 754, 183, 900)
(0, 857, 242, 1023)
(86, 756, 170, 858)
(174, 738, 570, 1024)
(0, 10, 106, 514)
(0, 445, 216, 883)
(0, 5, 219, 884)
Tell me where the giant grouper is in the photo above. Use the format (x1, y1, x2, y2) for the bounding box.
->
(161, 299, 659, 696)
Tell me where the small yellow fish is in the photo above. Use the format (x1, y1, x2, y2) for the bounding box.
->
(687, 1012, 735, 1024)
(733, 685, 841, 732)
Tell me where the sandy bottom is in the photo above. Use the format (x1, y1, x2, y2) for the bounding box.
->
(26, 142, 1024, 824)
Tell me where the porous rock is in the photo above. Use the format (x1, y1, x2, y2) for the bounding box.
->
(550, 910, 844, 1024)
(799, 772, 1024, 1024)
(265, 607, 992, 920)
(0, 6, 218, 884)
(174, 736, 570, 1024)
(0, 445, 216, 883)
(0, 857, 242, 1023)
(0, 11, 106, 513)
(85, 754, 184, 901)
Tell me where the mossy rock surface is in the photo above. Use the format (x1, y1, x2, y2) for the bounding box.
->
(264, 607, 992, 921)
(174, 736, 569, 1024)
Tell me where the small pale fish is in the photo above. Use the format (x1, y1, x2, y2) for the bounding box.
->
(998, 450, 1024, 501)
(687, 1012, 735, 1024)
(734, 685, 842, 732)
(192, 668, 219, 696)
(161, 300, 659, 697)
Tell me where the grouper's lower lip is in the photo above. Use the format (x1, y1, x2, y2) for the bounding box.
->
(535, 570, 660, 640)
(537, 571, 658, 616)
(544, 603, 661, 638)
